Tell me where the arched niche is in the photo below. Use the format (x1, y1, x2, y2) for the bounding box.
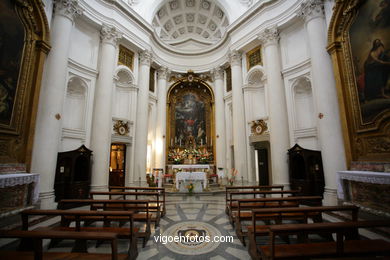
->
(166, 74, 215, 164)
(63, 77, 87, 130)
(292, 77, 315, 130)
(245, 66, 267, 119)
(113, 66, 136, 119)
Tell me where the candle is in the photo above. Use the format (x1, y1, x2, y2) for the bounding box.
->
(171, 138, 173, 146)
(179, 139, 182, 146)
(211, 138, 212, 146)
(206, 136, 207, 144)
(201, 139, 203, 146)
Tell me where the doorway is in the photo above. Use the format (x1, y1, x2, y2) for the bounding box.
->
(256, 148, 269, 185)
(109, 143, 126, 187)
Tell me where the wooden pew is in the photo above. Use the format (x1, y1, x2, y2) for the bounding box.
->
(0, 229, 127, 260)
(109, 186, 166, 217)
(259, 220, 390, 260)
(20, 209, 138, 259)
(58, 199, 151, 247)
(225, 185, 284, 213)
(233, 196, 323, 245)
(227, 189, 303, 223)
(90, 191, 162, 226)
(247, 205, 359, 259)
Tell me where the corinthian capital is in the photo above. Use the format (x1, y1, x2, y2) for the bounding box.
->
(139, 51, 152, 66)
(100, 24, 122, 46)
(212, 67, 224, 81)
(258, 27, 279, 47)
(298, 0, 325, 22)
(54, 0, 83, 21)
(157, 67, 170, 80)
(229, 51, 242, 67)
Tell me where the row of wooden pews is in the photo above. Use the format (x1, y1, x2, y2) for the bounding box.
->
(0, 186, 166, 260)
(225, 185, 390, 259)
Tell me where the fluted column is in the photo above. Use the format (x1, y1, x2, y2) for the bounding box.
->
(258, 27, 290, 187)
(299, 0, 346, 205)
(212, 67, 227, 170)
(31, 0, 82, 209)
(155, 67, 170, 169)
(134, 51, 152, 182)
(229, 51, 248, 180)
(90, 25, 122, 191)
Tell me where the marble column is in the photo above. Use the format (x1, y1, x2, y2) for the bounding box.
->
(258, 27, 290, 187)
(31, 0, 82, 209)
(229, 51, 248, 180)
(212, 67, 227, 170)
(90, 25, 122, 191)
(299, 0, 346, 205)
(134, 51, 152, 182)
(155, 67, 170, 170)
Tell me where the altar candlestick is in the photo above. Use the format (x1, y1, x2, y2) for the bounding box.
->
(201, 139, 203, 146)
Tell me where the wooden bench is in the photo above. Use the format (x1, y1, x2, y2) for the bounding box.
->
(233, 196, 323, 245)
(58, 199, 151, 247)
(247, 205, 359, 259)
(259, 220, 390, 260)
(20, 209, 138, 259)
(227, 189, 302, 219)
(109, 186, 166, 217)
(225, 185, 285, 214)
(0, 229, 128, 260)
(90, 191, 162, 226)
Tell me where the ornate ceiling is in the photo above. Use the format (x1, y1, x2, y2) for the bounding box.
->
(152, 0, 229, 51)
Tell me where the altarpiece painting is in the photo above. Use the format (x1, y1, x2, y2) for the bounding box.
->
(167, 75, 214, 165)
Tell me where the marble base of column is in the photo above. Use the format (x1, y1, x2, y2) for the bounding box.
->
(323, 187, 338, 206)
(39, 191, 57, 209)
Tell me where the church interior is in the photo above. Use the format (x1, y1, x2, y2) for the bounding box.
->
(0, 0, 389, 259)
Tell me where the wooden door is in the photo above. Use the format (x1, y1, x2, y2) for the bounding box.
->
(257, 148, 269, 185)
(109, 144, 126, 186)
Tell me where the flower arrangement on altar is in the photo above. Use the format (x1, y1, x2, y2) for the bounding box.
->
(168, 148, 185, 164)
(168, 147, 213, 164)
(186, 182, 194, 193)
(228, 168, 238, 186)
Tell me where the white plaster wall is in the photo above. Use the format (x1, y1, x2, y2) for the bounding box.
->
(280, 21, 309, 70)
(42, 0, 53, 27)
(69, 21, 100, 70)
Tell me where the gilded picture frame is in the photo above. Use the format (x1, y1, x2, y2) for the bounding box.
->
(0, 0, 50, 169)
(328, 0, 390, 165)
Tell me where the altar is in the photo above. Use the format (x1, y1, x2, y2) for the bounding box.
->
(171, 164, 210, 192)
(176, 171, 207, 191)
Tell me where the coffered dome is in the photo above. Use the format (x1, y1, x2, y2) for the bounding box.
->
(152, 0, 229, 52)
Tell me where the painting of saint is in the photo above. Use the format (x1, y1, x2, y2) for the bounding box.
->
(0, 0, 25, 125)
(350, 0, 390, 123)
(174, 92, 206, 146)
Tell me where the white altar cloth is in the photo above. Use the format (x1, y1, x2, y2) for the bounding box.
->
(337, 170, 390, 200)
(0, 173, 40, 203)
(172, 164, 210, 170)
(176, 171, 207, 190)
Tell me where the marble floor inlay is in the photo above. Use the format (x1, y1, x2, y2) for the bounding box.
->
(143, 193, 250, 260)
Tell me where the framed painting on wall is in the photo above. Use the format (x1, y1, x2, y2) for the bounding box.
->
(328, 0, 390, 164)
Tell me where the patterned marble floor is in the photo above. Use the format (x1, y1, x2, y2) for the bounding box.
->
(0, 193, 250, 260)
(138, 193, 250, 260)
